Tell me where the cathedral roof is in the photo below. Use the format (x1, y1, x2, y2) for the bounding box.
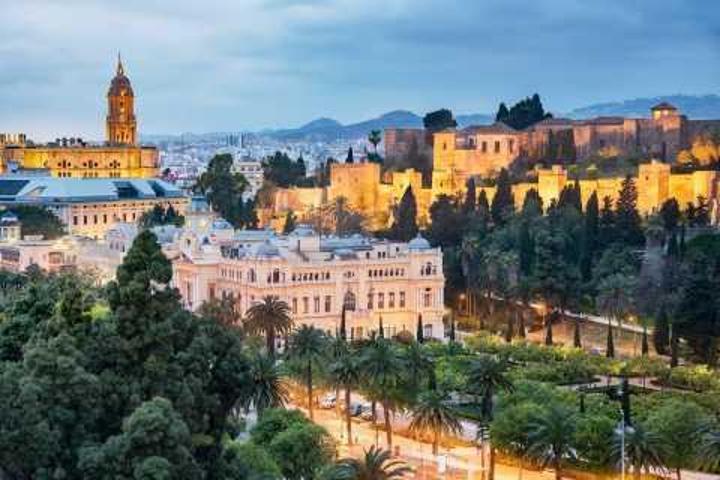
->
(651, 102, 677, 111)
(108, 55, 134, 97)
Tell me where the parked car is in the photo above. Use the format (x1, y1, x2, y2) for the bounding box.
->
(320, 393, 336, 409)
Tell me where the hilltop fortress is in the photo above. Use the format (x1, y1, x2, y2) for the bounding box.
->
(268, 103, 720, 229)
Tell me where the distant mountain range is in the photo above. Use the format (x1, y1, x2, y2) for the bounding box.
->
(143, 94, 719, 144)
(566, 94, 720, 120)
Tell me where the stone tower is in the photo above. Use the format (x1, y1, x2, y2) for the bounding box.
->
(106, 54, 137, 145)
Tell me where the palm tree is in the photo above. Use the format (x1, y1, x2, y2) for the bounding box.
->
(244, 295, 293, 356)
(330, 349, 362, 445)
(697, 429, 720, 472)
(467, 355, 514, 480)
(240, 353, 288, 417)
(409, 390, 463, 455)
(287, 325, 327, 421)
(527, 405, 576, 480)
(361, 338, 403, 449)
(368, 130, 382, 155)
(331, 446, 411, 480)
(612, 423, 666, 480)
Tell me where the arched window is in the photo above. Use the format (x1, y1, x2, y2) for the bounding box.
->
(343, 291, 356, 311)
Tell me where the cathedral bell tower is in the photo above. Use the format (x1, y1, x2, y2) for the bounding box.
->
(106, 54, 137, 145)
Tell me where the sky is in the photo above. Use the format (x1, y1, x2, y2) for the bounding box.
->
(1, 0, 718, 140)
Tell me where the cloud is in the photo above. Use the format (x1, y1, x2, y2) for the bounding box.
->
(0, 0, 718, 139)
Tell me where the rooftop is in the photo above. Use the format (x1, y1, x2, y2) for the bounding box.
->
(0, 176, 185, 203)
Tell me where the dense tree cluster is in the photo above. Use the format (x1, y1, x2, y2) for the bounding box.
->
(10, 205, 65, 240)
(262, 151, 311, 188)
(495, 94, 553, 130)
(423, 108, 457, 133)
(138, 203, 185, 229)
(195, 153, 258, 228)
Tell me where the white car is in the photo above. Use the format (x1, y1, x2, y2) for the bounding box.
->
(320, 394, 337, 409)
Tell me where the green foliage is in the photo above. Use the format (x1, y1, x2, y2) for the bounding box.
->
(268, 422, 336, 479)
(263, 151, 309, 188)
(11, 204, 65, 239)
(495, 94, 552, 130)
(138, 204, 185, 229)
(390, 186, 418, 241)
(423, 108, 457, 132)
(219, 441, 282, 480)
(195, 153, 257, 228)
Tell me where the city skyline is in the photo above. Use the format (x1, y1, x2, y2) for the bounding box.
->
(1, 0, 718, 140)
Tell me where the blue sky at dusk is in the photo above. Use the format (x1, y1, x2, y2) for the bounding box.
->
(1, 0, 718, 139)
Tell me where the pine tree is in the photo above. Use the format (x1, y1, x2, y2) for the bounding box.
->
(463, 178, 477, 214)
(580, 192, 599, 281)
(491, 168, 514, 225)
(391, 186, 419, 241)
(615, 175, 645, 247)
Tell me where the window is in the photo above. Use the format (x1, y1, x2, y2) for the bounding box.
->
(389, 292, 395, 308)
(367, 293, 374, 310)
(494, 141, 501, 153)
(73, 216, 78, 226)
(314, 296, 320, 313)
(103, 214, 108, 223)
(424, 324, 433, 339)
(83, 215, 88, 225)
(344, 291, 356, 311)
(378, 293, 385, 309)
(324, 295, 332, 313)
(292, 298, 298, 314)
(423, 288, 432, 308)
(481, 141, 487, 153)
(508, 139, 515, 153)
(303, 297, 309, 314)
(399, 291, 406, 308)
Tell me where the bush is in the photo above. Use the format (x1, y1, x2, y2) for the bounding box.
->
(657, 365, 720, 392)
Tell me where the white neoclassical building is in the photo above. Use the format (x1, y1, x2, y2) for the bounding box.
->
(173, 221, 446, 341)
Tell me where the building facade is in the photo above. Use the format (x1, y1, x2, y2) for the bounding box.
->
(0, 177, 188, 239)
(173, 223, 446, 341)
(0, 56, 160, 178)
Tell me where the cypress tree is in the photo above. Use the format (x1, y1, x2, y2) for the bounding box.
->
(641, 325, 649, 356)
(544, 318, 553, 346)
(416, 314, 424, 344)
(598, 195, 616, 248)
(606, 323, 615, 358)
(615, 175, 644, 246)
(282, 210, 297, 234)
(518, 312, 526, 339)
(346, 147, 354, 164)
(653, 307, 670, 355)
(580, 192, 599, 281)
(521, 188, 543, 217)
(449, 315, 456, 342)
(477, 189, 490, 214)
(339, 305, 347, 341)
(491, 168, 514, 225)
(391, 186, 419, 241)
(670, 326, 679, 368)
(378, 315, 384, 339)
(518, 220, 534, 276)
(463, 178, 477, 214)
(573, 318, 582, 349)
(495, 102, 509, 123)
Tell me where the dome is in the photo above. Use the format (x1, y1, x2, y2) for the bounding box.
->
(108, 56, 134, 97)
(408, 233, 431, 250)
(254, 240, 280, 258)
